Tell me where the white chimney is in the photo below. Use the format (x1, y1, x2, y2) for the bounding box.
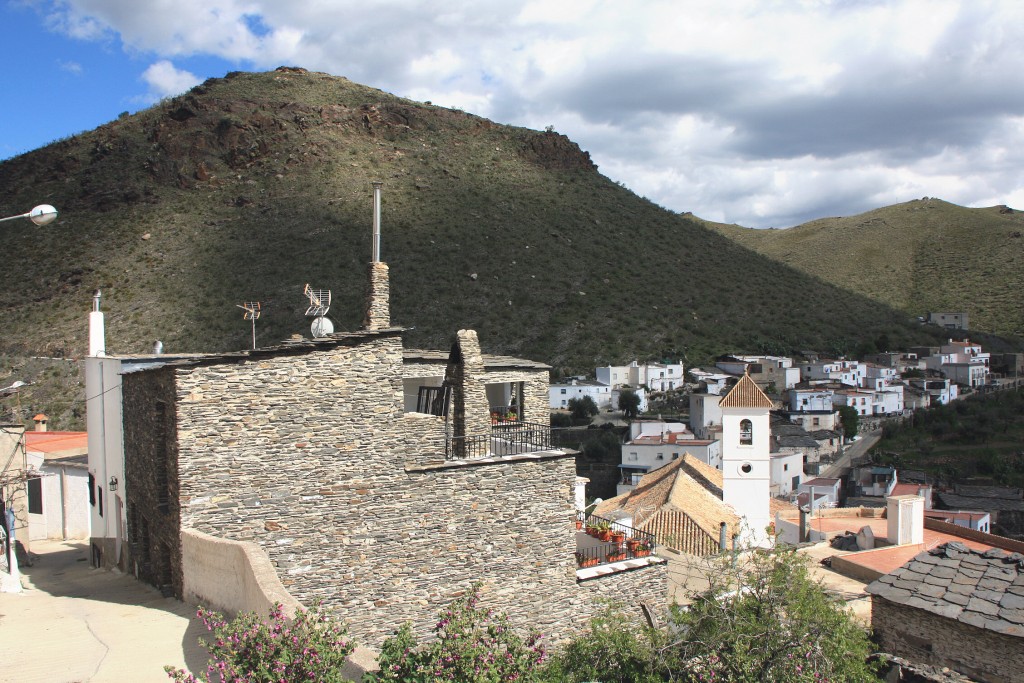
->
(886, 495, 924, 545)
(89, 290, 105, 357)
(573, 477, 589, 512)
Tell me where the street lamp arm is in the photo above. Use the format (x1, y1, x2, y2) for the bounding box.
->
(0, 204, 58, 226)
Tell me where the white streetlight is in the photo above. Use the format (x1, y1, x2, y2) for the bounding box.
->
(0, 204, 58, 226)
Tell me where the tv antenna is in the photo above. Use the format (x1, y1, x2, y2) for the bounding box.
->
(237, 302, 261, 349)
(303, 284, 334, 337)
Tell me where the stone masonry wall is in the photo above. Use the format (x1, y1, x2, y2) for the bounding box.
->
(163, 332, 662, 646)
(122, 367, 182, 592)
(874, 597, 1024, 683)
(363, 262, 390, 330)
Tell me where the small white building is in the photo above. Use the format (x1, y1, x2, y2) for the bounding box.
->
(924, 339, 990, 388)
(796, 477, 842, 511)
(788, 387, 834, 412)
(770, 451, 805, 498)
(688, 368, 734, 395)
(548, 379, 613, 410)
(596, 360, 684, 391)
(25, 428, 90, 541)
(689, 392, 723, 440)
(797, 359, 865, 387)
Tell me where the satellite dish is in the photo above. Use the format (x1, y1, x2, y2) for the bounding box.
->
(311, 316, 334, 337)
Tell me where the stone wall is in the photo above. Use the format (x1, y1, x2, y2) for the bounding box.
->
(121, 330, 666, 647)
(122, 367, 180, 591)
(181, 527, 303, 619)
(873, 597, 1024, 683)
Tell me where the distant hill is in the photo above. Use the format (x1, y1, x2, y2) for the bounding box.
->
(0, 68, 954, 427)
(701, 199, 1024, 340)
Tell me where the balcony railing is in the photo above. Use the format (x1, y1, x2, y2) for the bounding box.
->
(445, 421, 553, 460)
(574, 512, 658, 569)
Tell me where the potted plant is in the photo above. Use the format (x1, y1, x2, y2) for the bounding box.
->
(610, 529, 626, 544)
(595, 521, 613, 542)
(606, 551, 626, 562)
(626, 538, 641, 553)
(634, 539, 653, 557)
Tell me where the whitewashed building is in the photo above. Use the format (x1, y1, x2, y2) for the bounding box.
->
(596, 360, 684, 391)
(548, 379, 613, 410)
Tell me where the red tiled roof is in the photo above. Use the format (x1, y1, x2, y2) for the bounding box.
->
(25, 431, 88, 454)
(719, 373, 773, 409)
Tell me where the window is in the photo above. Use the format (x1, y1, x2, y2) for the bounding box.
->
(560, 388, 566, 394)
(27, 476, 43, 515)
(656, 453, 664, 460)
(672, 453, 679, 460)
(628, 452, 638, 461)
(784, 464, 789, 471)
(739, 419, 753, 445)
(97, 487, 103, 517)
(88, 473, 96, 506)
(813, 418, 820, 426)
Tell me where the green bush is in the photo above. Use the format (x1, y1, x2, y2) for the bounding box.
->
(165, 603, 354, 683)
(367, 584, 547, 683)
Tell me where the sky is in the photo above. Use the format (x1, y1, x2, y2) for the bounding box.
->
(3, 0, 1024, 228)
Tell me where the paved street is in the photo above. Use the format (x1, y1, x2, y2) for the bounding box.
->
(0, 540, 207, 683)
(821, 429, 882, 480)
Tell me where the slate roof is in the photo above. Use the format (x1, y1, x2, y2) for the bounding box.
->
(866, 541, 1024, 638)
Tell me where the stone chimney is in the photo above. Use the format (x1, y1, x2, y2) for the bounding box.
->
(445, 330, 489, 458)
(363, 181, 390, 330)
(33, 413, 48, 432)
(886, 494, 924, 545)
(364, 262, 390, 330)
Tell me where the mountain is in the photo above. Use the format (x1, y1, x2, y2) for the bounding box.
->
(0, 68, 954, 426)
(701, 199, 1024, 340)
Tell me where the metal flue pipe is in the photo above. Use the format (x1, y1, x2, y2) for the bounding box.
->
(371, 182, 383, 262)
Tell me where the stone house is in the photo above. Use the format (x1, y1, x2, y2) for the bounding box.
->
(117, 235, 666, 646)
(867, 541, 1024, 682)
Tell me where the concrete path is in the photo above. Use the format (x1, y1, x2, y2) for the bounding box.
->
(0, 540, 208, 683)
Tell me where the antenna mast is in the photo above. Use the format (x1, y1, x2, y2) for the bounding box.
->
(237, 302, 261, 350)
(303, 284, 334, 337)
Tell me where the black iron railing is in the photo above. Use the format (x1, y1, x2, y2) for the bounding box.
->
(445, 421, 553, 460)
(574, 512, 658, 569)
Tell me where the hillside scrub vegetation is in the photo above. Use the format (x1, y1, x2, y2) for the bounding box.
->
(0, 67, 959, 428)
(872, 388, 1024, 488)
(704, 199, 1024, 340)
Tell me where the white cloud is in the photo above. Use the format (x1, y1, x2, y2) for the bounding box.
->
(58, 59, 83, 75)
(36, 0, 1024, 227)
(141, 60, 201, 99)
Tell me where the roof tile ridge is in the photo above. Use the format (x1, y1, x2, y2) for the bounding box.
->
(680, 456, 723, 500)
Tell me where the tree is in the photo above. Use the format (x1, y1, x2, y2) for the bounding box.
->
(668, 549, 880, 682)
(618, 390, 641, 419)
(567, 395, 599, 421)
(836, 405, 859, 440)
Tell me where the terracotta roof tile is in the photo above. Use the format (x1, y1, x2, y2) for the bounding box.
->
(720, 373, 774, 409)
